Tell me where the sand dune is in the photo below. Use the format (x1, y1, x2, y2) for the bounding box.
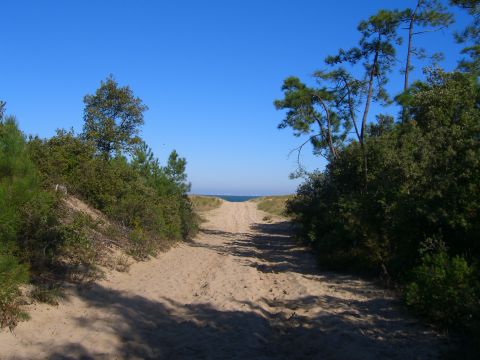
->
(0, 201, 444, 359)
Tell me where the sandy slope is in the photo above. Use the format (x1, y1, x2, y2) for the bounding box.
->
(0, 201, 444, 359)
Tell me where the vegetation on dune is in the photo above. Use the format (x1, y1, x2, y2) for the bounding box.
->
(0, 115, 59, 327)
(0, 77, 197, 327)
(1, 1, 479, 351)
(275, 0, 480, 349)
(189, 195, 223, 212)
(254, 196, 292, 217)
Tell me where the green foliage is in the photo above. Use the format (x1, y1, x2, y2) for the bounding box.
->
(326, 9, 401, 105)
(285, 70, 480, 330)
(405, 249, 479, 329)
(28, 81, 197, 260)
(0, 116, 61, 327)
(29, 131, 197, 247)
(165, 150, 191, 194)
(0, 117, 59, 265)
(274, 76, 346, 160)
(83, 76, 148, 157)
(276, 2, 480, 343)
(28, 129, 97, 190)
(401, 0, 452, 30)
(451, 0, 480, 74)
(275, 9, 405, 175)
(397, 0, 452, 121)
(0, 254, 29, 328)
(57, 213, 99, 270)
(451, 0, 480, 43)
(1, 80, 196, 328)
(127, 224, 156, 260)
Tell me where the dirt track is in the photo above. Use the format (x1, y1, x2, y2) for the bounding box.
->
(0, 201, 444, 359)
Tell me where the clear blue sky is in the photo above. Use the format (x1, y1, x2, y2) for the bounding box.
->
(1, 1, 469, 195)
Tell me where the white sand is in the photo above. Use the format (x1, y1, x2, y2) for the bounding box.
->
(0, 201, 444, 359)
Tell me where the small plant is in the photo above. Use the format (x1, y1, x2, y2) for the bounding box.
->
(110, 253, 131, 272)
(31, 285, 62, 306)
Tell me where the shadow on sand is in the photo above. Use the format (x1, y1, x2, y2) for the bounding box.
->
(194, 221, 320, 276)
(34, 220, 443, 359)
(37, 285, 440, 360)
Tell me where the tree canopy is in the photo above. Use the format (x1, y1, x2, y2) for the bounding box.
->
(83, 76, 148, 158)
(276, 1, 480, 346)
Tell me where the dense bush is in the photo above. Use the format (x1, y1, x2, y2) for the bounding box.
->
(0, 117, 60, 326)
(405, 247, 479, 329)
(0, 118, 60, 265)
(0, 78, 197, 327)
(25, 77, 198, 251)
(0, 254, 29, 328)
(28, 132, 197, 249)
(286, 70, 480, 330)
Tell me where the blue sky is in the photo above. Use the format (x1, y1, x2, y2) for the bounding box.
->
(1, 1, 470, 195)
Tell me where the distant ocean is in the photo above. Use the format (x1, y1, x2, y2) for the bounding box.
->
(207, 195, 259, 202)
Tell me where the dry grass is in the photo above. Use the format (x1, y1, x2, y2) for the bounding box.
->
(189, 195, 223, 212)
(253, 195, 293, 217)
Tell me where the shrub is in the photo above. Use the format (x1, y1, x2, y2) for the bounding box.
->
(285, 71, 480, 332)
(1, 117, 61, 267)
(0, 117, 63, 327)
(28, 132, 198, 249)
(0, 254, 29, 328)
(57, 213, 99, 271)
(405, 250, 479, 329)
(0, 82, 198, 328)
(127, 225, 156, 260)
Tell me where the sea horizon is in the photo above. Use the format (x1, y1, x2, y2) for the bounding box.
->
(199, 194, 259, 202)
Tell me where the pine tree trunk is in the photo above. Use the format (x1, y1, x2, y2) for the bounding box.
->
(403, 1, 421, 123)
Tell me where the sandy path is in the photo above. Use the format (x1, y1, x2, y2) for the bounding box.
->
(0, 201, 443, 359)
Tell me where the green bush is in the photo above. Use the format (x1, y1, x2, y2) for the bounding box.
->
(0, 80, 198, 328)
(0, 119, 59, 259)
(405, 250, 479, 329)
(0, 254, 29, 328)
(28, 131, 198, 251)
(1, 118, 61, 267)
(26, 78, 198, 251)
(0, 117, 62, 326)
(57, 213, 98, 270)
(179, 195, 199, 238)
(127, 224, 156, 260)
(286, 71, 480, 331)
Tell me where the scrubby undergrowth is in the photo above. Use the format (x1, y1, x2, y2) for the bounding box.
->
(285, 71, 480, 343)
(0, 78, 198, 328)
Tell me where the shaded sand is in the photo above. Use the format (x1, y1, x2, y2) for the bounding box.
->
(0, 201, 444, 359)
